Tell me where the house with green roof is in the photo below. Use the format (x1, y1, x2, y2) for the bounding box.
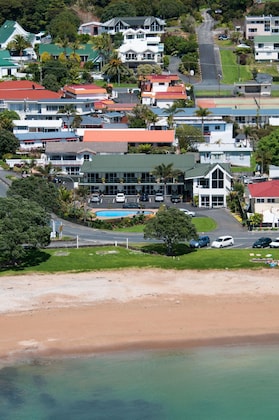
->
(254, 35, 279, 61)
(38, 44, 101, 69)
(79, 154, 232, 207)
(0, 50, 18, 77)
(0, 20, 38, 49)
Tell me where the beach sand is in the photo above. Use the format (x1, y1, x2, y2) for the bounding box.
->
(1, 268, 279, 363)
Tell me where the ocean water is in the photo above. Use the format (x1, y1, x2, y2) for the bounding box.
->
(1, 344, 279, 420)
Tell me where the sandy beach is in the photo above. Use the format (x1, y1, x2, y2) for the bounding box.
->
(1, 268, 279, 363)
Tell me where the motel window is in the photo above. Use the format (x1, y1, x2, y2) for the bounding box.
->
(212, 168, 224, 189)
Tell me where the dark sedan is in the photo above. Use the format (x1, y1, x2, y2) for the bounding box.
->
(252, 237, 272, 248)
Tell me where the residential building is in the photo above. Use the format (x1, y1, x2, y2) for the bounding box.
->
(0, 20, 43, 49)
(139, 74, 187, 107)
(16, 131, 80, 151)
(245, 15, 279, 40)
(0, 50, 18, 77)
(247, 180, 279, 225)
(78, 21, 103, 36)
(118, 28, 164, 68)
(82, 128, 175, 147)
(198, 142, 252, 167)
(102, 16, 166, 36)
(38, 43, 101, 68)
(79, 154, 232, 207)
(254, 35, 279, 61)
(13, 119, 63, 134)
(62, 84, 109, 101)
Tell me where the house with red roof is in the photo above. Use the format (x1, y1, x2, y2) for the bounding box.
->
(247, 180, 279, 225)
(62, 84, 109, 101)
(139, 74, 187, 108)
(83, 128, 175, 147)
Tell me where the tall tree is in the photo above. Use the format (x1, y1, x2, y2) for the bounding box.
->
(0, 197, 51, 267)
(7, 176, 60, 213)
(0, 129, 19, 158)
(194, 106, 212, 137)
(175, 124, 204, 152)
(144, 206, 197, 255)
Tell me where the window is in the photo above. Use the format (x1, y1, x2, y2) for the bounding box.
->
(212, 168, 224, 189)
(201, 196, 210, 207)
(267, 198, 275, 203)
(256, 198, 264, 203)
(215, 125, 221, 130)
(83, 154, 89, 161)
(212, 195, 224, 207)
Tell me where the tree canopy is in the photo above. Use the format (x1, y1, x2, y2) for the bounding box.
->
(0, 129, 19, 158)
(0, 197, 51, 267)
(7, 176, 61, 213)
(144, 206, 198, 255)
(255, 128, 279, 173)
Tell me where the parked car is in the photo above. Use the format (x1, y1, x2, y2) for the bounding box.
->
(170, 194, 181, 203)
(122, 202, 141, 209)
(115, 193, 126, 203)
(270, 237, 279, 248)
(189, 236, 210, 248)
(140, 193, 149, 202)
(218, 34, 229, 40)
(211, 235, 234, 248)
(179, 208, 196, 217)
(252, 237, 272, 248)
(155, 192, 164, 202)
(90, 193, 101, 203)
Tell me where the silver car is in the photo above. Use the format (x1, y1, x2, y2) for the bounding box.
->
(211, 235, 234, 248)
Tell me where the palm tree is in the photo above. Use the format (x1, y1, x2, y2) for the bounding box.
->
(91, 33, 113, 69)
(102, 52, 129, 85)
(59, 104, 77, 130)
(163, 104, 180, 129)
(7, 35, 31, 68)
(194, 106, 212, 137)
(152, 163, 182, 196)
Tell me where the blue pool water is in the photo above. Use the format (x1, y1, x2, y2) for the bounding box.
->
(2, 344, 279, 419)
(96, 210, 152, 218)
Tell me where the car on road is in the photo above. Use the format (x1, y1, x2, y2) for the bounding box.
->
(154, 192, 164, 202)
(90, 193, 101, 203)
(115, 193, 126, 203)
(170, 194, 181, 203)
(252, 237, 272, 248)
(211, 235, 234, 248)
(189, 235, 210, 248)
(269, 237, 279, 248)
(122, 202, 141, 209)
(179, 208, 196, 217)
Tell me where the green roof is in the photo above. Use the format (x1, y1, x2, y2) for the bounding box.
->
(0, 20, 16, 44)
(254, 35, 279, 43)
(39, 43, 99, 62)
(186, 163, 231, 179)
(81, 154, 197, 173)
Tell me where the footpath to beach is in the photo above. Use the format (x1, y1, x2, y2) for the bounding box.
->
(1, 268, 279, 363)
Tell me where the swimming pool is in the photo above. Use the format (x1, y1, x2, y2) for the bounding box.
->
(95, 210, 152, 218)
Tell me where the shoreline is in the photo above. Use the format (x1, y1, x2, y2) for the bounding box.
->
(1, 268, 279, 364)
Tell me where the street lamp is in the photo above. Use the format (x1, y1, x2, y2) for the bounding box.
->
(218, 73, 222, 96)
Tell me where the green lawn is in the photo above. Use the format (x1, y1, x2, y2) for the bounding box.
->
(220, 49, 251, 84)
(114, 216, 217, 233)
(1, 246, 278, 275)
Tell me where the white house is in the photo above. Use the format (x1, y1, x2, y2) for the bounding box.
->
(245, 15, 279, 40)
(254, 35, 279, 61)
(118, 28, 164, 68)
